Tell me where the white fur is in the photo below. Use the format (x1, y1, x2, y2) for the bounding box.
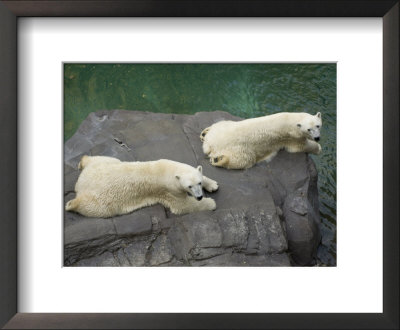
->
(200, 112, 322, 169)
(66, 156, 219, 217)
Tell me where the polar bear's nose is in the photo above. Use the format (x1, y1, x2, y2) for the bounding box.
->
(314, 137, 320, 142)
(196, 196, 203, 201)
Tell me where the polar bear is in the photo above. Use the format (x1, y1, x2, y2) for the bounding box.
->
(65, 155, 219, 217)
(200, 112, 322, 169)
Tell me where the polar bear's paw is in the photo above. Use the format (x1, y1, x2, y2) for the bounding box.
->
(202, 197, 216, 211)
(208, 180, 219, 192)
(204, 179, 219, 192)
(316, 143, 322, 155)
(210, 155, 228, 167)
(200, 127, 210, 142)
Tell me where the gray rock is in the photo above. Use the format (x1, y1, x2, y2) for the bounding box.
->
(123, 239, 151, 266)
(73, 251, 120, 267)
(190, 252, 291, 267)
(64, 110, 321, 266)
(64, 216, 115, 245)
(266, 151, 321, 265)
(148, 235, 174, 266)
(113, 209, 154, 237)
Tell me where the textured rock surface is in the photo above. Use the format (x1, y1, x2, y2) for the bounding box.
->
(64, 110, 320, 266)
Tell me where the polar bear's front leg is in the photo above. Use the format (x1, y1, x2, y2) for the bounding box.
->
(285, 143, 304, 153)
(194, 197, 216, 212)
(202, 141, 212, 155)
(286, 140, 321, 155)
(168, 196, 216, 215)
(202, 176, 219, 192)
(258, 151, 278, 163)
(304, 139, 322, 155)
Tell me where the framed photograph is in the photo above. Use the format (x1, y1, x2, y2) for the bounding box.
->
(1, 1, 398, 329)
(62, 62, 335, 268)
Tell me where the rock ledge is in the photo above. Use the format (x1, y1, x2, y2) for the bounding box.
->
(64, 110, 320, 266)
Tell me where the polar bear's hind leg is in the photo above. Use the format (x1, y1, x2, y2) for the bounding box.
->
(210, 148, 256, 169)
(65, 198, 79, 211)
(202, 140, 212, 155)
(210, 155, 229, 167)
(65, 194, 114, 218)
(200, 127, 211, 142)
(78, 155, 90, 170)
(78, 155, 121, 170)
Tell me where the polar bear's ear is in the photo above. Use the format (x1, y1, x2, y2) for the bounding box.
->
(297, 123, 301, 128)
(197, 165, 203, 174)
(175, 175, 180, 180)
(316, 112, 321, 118)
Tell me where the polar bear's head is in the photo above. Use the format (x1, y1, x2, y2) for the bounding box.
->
(175, 166, 204, 200)
(296, 112, 322, 141)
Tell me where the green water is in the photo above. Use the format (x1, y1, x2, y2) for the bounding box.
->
(64, 63, 336, 265)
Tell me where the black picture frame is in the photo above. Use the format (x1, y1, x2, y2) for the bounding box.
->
(0, 1, 398, 329)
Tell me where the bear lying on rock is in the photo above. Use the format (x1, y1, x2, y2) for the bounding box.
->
(65, 155, 219, 217)
(201, 112, 322, 169)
